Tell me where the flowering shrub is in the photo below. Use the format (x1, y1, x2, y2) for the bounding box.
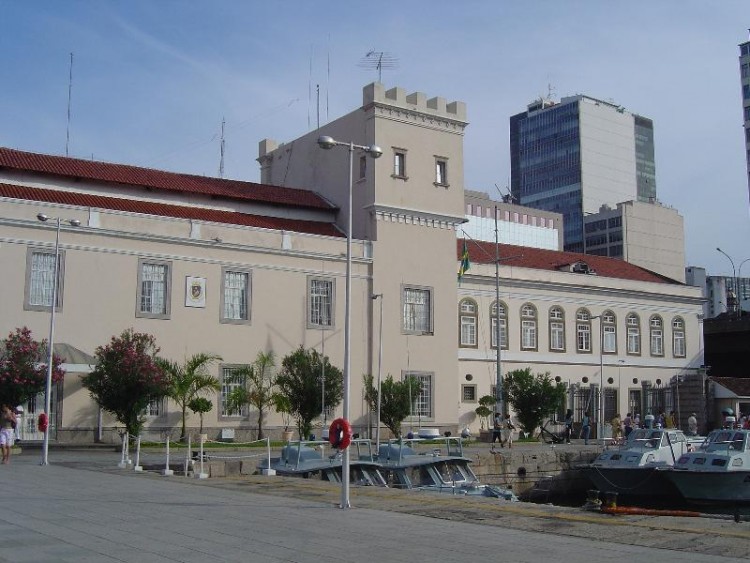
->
(82, 329, 169, 436)
(0, 327, 64, 407)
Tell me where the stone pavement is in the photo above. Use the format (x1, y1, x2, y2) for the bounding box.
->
(0, 448, 748, 562)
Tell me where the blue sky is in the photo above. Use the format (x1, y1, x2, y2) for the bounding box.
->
(1, 1, 749, 277)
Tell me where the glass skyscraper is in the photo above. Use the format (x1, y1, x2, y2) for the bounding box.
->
(740, 38, 750, 204)
(510, 95, 656, 252)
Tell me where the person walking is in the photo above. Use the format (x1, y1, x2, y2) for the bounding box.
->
(502, 414, 515, 449)
(564, 409, 573, 444)
(623, 412, 633, 438)
(492, 412, 503, 445)
(611, 413, 622, 442)
(687, 413, 698, 436)
(667, 410, 677, 429)
(581, 411, 591, 445)
(1, 405, 17, 464)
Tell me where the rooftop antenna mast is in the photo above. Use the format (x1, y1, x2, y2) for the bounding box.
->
(65, 52, 74, 156)
(358, 51, 398, 83)
(218, 117, 225, 178)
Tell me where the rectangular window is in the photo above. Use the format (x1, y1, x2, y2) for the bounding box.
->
(521, 320, 537, 350)
(403, 286, 432, 334)
(359, 155, 366, 180)
(744, 84, 750, 100)
(577, 323, 591, 352)
(394, 150, 407, 178)
(627, 327, 641, 354)
(462, 384, 477, 402)
(550, 321, 565, 351)
(651, 329, 664, 356)
(435, 159, 448, 186)
(405, 372, 432, 418)
(221, 366, 246, 417)
(603, 325, 617, 353)
(143, 398, 164, 417)
(137, 259, 171, 319)
(673, 330, 686, 357)
(491, 317, 508, 349)
(25, 248, 65, 311)
(460, 315, 476, 347)
(221, 269, 251, 323)
(308, 277, 334, 328)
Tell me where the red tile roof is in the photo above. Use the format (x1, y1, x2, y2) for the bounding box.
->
(457, 238, 678, 285)
(0, 182, 343, 238)
(0, 147, 333, 211)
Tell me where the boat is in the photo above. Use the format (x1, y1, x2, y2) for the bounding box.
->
(376, 437, 517, 500)
(260, 439, 386, 486)
(659, 429, 750, 506)
(580, 428, 701, 502)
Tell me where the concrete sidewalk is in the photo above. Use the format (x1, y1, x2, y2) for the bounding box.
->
(0, 449, 748, 562)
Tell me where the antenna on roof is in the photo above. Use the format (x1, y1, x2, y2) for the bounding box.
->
(494, 183, 516, 204)
(65, 52, 74, 157)
(218, 117, 225, 178)
(358, 51, 398, 83)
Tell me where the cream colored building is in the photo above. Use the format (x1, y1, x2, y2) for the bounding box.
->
(0, 82, 703, 443)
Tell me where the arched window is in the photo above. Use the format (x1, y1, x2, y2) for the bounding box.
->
(672, 317, 686, 358)
(650, 315, 664, 356)
(520, 303, 537, 350)
(602, 310, 617, 354)
(549, 306, 565, 351)
(576, 308, 592, 353)
(491, 301, 508, 349)
(626, 313, 641, 355)
(459, 298, 478, 348)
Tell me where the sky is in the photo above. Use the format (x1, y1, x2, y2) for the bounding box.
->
(1, 1, 749, 278)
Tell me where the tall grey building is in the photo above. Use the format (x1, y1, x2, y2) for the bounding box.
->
(510, 95, 656, 252)
(740, 36, 750, 203)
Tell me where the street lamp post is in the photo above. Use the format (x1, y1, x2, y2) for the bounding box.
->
(36, 213, 80, 466)
(317, 135, 382, 509)
(372, 294, 384, 451)
(591, 315, 604, 445)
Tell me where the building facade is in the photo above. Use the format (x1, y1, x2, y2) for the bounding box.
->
(510, 95, 656, 253)
(463, 190, 563, 250)
(583, 200, 685, 282)
(740, 36, 750, 203)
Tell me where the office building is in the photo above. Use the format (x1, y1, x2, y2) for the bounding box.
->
(741, 35, 750, 203)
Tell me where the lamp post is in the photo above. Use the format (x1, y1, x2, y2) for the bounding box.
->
(591, 315, 604, 445)
(36, 213, 80, 465)
(372, 294, 383, 451)
(716, 247, 739, 319)
(317, 135, 382, 509)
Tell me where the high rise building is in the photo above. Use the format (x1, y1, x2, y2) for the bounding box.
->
(740, 35, 750, 203)
(510, 95, 656, 252)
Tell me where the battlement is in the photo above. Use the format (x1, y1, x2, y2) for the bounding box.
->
(363, 82, 467, 122)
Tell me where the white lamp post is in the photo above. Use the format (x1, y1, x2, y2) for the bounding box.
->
(36, 213, 80, 466)
(372, 294, 383, 451)
(591, 314, 604, 445)
(317, 135, 382, 509)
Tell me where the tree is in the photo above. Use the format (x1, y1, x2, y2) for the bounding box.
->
(224, 351, 277, 440)
(363, 373, 422, 439)
(157, 353, 221, 441)
(187, 397, 213, 434)
(82, 329, 169, 437)
(276, 346, 343, 440)
(503, 368, 566, 437)
(0, 327, 65, 407)
(474, 395, 496, 430)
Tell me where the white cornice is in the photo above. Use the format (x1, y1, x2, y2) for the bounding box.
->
(369, 204, 465, 230)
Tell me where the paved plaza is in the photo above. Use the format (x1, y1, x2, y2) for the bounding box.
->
(0, 448, 748, 562)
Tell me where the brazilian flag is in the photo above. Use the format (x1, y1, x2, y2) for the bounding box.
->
(458, 240, 470, 281)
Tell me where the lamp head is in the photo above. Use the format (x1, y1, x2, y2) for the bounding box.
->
(367, 144, 383, 159)
(37, 213, 49, 222)
(317, 135, 337, 150)
(69, 219, 81, 227)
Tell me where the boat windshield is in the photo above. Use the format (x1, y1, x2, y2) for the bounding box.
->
(628, 429, 663, 448)
(434, 460, 472, 484)
(706, 431, 747, 453)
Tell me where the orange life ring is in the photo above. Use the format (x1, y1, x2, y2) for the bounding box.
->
(328, 418, 352, 450)
(38, 412, 49, 432)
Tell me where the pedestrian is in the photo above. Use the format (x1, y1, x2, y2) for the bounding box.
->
(667, 410, 677, 429)
(634, 413, 641, 428)
(611, 413, 622, 442)
(687, 412, 698, 436)
(492, 412, 503, 445)
(656, 412, 666, 429)
(502, 414, 515, 449)
(1, 404, 17, 464)
(581, 411, 591, 445)
(623, 412, 633, 438)
(564, 409, 573, 444)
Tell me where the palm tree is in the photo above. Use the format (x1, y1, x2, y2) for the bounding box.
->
(225, 351, 277, 440)
(158, 353, 222, 440)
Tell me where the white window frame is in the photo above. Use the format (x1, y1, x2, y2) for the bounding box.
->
(602, 311, 617, 354)
(308, 276, 335, 329)
(435, 157, 448, 186)
(404, 371, 433, 418)
(393, 149, 407, 179)
(459, 298, 477, 348)
(549, 307, 565, 351)
(136, 258, 171, 320)
(650, 315, 664, 357)
(461, 384, 477, 403)
(220, 365, 247, 417)
(221, 267, 251, 324)
(626, 314, 641, 355)
(491, 301, 508, 349)
(143, 397, 164, 418)
(24, 247, 66, 312)
(402, 285, 433, 335)
(520, 303, 537, 351)
(576, 309, 592, 353)
(672, 317, 686, 358)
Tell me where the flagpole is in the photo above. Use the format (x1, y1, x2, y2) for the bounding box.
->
(495, 206, 504, 416)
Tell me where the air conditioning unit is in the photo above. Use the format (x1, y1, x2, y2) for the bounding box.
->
(220, 428, 235, 442)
